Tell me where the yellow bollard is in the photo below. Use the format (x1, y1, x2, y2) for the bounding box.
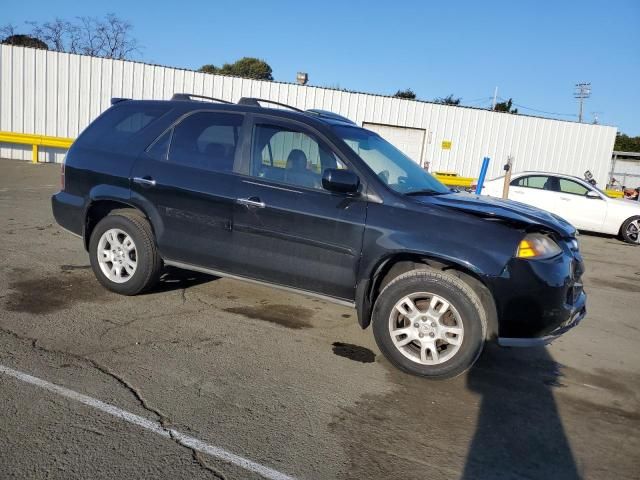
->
(32, 144, 39, 163)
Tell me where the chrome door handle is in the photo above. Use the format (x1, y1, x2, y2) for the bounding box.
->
(237, 197, 265, 208)
(133, 177, 156, 187)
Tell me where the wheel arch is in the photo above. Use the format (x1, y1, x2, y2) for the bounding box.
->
(356, 252, 499, 339)
(84, 195, 160, 251)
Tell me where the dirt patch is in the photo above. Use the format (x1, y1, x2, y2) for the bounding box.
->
(332, 342, 375, 363)
(560, 366, 638, 397)
(591, 278, 640, 293)
(5, 270, 109, 314)
(329, 345, 639, 479)
(60, 264, 91, 271)
(224, 304, 313, 329)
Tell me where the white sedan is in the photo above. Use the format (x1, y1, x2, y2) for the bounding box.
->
(481, 171, 640, 244)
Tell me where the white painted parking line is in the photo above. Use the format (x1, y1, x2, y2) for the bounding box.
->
(0, 364, 296, 480)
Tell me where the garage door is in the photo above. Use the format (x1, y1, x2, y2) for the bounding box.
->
(362, 123, 426, 165)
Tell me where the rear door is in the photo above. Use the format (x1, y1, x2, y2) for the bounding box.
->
(130, 110, 246, 271)
(508, 175, 558, 213)
(231, 115, 367, 301)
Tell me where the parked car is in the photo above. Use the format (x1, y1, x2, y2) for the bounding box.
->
(52, 95, 586, 379)
(482, 172, 640, 244)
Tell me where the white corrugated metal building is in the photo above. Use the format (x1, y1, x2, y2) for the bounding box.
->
(0, 44, 618, 184)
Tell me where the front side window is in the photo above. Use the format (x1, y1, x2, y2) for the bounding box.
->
(558, 178, 590, 196)
(168, 112, 243, 172)
(333, 125, 449, 195)
(252, 124, 345, 190)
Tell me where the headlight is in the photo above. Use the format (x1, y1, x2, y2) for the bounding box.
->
(516, 233, 562, 259)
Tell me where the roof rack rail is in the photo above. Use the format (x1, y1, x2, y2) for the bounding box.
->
(237, 97, 304, 113)
(111, 97, 130, 105)
(172, 93, 232, 104)
(305, 109, 357, 125)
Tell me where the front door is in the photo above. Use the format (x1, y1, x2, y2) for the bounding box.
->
(130, 110, 246, 271)
(551, 177, 608, 231)
(231, 117, 367, 301)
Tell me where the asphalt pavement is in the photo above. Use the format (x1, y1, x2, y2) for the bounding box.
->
(1, 159, 638, 479)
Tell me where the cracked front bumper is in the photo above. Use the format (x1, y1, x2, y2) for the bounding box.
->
(497, 293, 586, 347)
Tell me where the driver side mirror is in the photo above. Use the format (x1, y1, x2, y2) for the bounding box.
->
(586, 190, 601, 200)
(322, 168, 360, 194)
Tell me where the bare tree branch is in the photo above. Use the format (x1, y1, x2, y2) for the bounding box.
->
(26, 18, 70, 52)
(14, 14, 140, 59)
(0, 23, 18, 38)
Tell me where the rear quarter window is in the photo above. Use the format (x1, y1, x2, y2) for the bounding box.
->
(75, 104, 170, 152)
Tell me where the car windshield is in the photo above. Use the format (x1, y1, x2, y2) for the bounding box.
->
(333, 126, 450, 195)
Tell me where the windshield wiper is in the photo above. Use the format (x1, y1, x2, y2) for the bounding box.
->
(404, 189, 449, 196)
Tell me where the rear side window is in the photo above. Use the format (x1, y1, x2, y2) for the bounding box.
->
(512, 175, 550, 189)
(168, 112, 243, 173)
(77, 104, 170, 152)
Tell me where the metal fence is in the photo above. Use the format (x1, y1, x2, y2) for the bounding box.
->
(0, 44, 618, 184)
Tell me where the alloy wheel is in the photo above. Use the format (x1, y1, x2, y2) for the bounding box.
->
(388, 292, 464, 365)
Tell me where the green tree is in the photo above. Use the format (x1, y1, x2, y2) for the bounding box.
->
(393, 88, 416, 99)
(614, 133, 640, 153)
(1, 33, 48, 49)
(198, 64, 218, 74)
(434, 94, 461, 105)
(200, 57, 273, 81)
(494, 98, 518, 114)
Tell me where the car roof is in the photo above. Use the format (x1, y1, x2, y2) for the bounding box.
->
(485, 171, 590, 185)
(512, 171, 588, 182)
(112, 96, 359, 129)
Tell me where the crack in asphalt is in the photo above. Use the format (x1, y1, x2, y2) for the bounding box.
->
(181, 288, 187, 306)
(0, 327, 227, 479)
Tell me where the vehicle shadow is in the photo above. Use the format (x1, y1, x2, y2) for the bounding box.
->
(149, 265, 219, 293)
(462, 343, 580, 479)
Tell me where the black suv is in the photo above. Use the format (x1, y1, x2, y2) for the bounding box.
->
(52, 94, 586, 378)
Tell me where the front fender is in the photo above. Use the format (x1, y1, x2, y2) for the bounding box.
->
(354, 202, 523, 329)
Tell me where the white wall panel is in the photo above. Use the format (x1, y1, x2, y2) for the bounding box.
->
(0, 44, 618, 185)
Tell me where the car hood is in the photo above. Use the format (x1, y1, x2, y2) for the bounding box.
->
(415, 192, 577, 237)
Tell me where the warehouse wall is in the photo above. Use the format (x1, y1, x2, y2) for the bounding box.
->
(0, 45, 617, 184)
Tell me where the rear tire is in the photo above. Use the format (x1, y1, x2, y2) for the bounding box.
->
(89, 210, 162, 295)
(620, 216, 640, 244)
(372, 269, 487, 379)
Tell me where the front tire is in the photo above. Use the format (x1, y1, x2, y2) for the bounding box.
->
(372, 269, 487, 379)
(89, 210, 162, 295)
(620, 216, 640, 244)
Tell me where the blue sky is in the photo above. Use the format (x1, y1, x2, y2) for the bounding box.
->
(5, 0, 640, 135)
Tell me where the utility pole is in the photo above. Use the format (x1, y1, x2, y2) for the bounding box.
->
(492, 86, 498, 110)
(574, 83, 591, 123)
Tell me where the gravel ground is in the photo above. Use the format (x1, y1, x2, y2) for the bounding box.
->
(0, 159, 638, 479)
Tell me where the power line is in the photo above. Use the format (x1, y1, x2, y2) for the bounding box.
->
(511, 103, 577, 118)
(495, 96, 578, 118)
